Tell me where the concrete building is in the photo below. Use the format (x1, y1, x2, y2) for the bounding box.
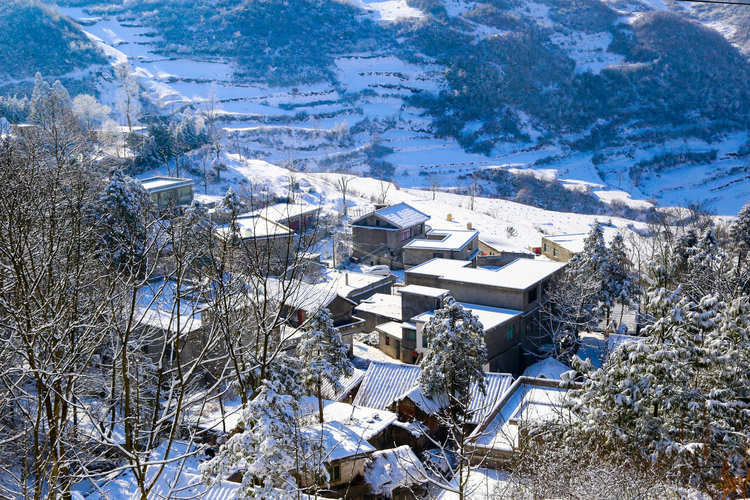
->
(467, 377, 572, 468)
(403, 228, 480, 268)
(214, 214, 296, 264)
(350, 202, 430, 269)
(541, 233, 587, 262)
(402, 258, 566, 374)
(478, 234, 536, 267)
(140, 176, 194, 209)
(249, 201, 322, 233)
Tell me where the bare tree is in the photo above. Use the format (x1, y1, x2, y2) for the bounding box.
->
(335, 175, 351, 217)
(114, 63, 141, 133)
(378, 179, 391, 205)
(427, 173, 442, 201)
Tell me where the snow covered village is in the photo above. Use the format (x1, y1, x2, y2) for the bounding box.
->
(2, 0, 750, 499)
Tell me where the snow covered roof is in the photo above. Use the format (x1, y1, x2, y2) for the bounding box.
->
(395, 372, 514, 425)
(302, 420, 376, 462)
(215, 214, 294, 240)
(248, 201, 321, 223)
(353, 362, 422, 411)
(352, 202, 430, 229)
(366, 446, 428, 498)
(479, 234, 534, 255)
(398, 284, 450, 297)
(470, 377, 569, 453)
(406, 258, 566, 291)
(267, 269, 389, 312)
(320, 367, 366, 402)
(404, 229, 477, 251)
(139, 176, 194, 193)
(135, 278, 205, 334)
(522, 357, 571, 380)
(300, 398, 399, 443)
(376, 321, 407, 340)
(354, 293, 403, 320)
(542, 233, 588, 253)
(412, 302, 521, 331)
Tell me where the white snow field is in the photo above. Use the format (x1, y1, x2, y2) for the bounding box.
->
(54, 4, 750, 216)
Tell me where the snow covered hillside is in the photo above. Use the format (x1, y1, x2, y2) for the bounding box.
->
(35, 2, 750, 215)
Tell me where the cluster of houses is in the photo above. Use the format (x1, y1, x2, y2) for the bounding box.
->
(135, 176, 617, 499)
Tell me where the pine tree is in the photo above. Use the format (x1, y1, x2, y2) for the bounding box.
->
(418, 295, 487, 419)
(601, 233, 638, 328)
(566, 250, 750, 490)
(92, 169, 151, 272)
(730, 202, 750, 289)
(297, 308, 353, 423)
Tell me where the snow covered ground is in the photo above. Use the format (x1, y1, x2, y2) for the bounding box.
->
(52, 5, 750, 216)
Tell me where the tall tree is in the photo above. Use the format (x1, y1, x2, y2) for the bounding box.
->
(297, 308, 353, 423)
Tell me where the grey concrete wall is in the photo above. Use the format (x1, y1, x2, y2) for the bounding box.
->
(401, 293, 442, 322)
(476, 252, 533, 268)
(378, 330, 401, 360)
(541, 237, 577, 262)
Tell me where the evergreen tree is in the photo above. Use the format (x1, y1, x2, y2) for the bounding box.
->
(418, 295, 487, 419)
(92, 169, 151, 272)
(566, 252, 750, 491)
(297, 308, 353, 423)
(600, 233, 637, 328)
(730, 202, 750, 289)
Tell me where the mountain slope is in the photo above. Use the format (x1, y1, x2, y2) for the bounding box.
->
(0, 0, 104, 80)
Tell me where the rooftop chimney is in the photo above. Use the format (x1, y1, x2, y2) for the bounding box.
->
(447, 214, 453, 221)
(467, 222, 473, 230)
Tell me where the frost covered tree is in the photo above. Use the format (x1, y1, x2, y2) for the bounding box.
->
(600, 233, 638, 328)
(91, 169, 152, 272)
(564, 250, 750, 495)
(414, 295, 488, 500)
(297, 308, 353, 423)
(419, 295, 487, 416)
(200, 356, 324, 499)
(730, 202, 750, 287)
(115, 62, 141, 132)
(72, 94, 111, 131)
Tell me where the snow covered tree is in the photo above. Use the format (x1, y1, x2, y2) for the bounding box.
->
(600, 233, 638, 328)
(115, 62, 141, 132)
(200, 356, 324, 499)
(419, 295, 487, 418)
(297, 308, 353, 423)
(565, 253, 750, 495)
(413, 295, 488, 500)
(72, 94, 110, 131)
(730, 202, 750, 288)
(91, 169, 152, 272)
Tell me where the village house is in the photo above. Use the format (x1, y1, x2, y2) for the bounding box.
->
(140, 176, 194, 209)
(350, 202, 430, 269)
(466, 376, 573, 469)
(274, 269, 396, 354)
(402, 228, 480, 269)
(540, 233, 587, 262)
(477, 233, 536, 267)
(214, 213, 296, 264)
(296, 421, 376, 495)
(249, 200, 322, 234)
(402, 258, 566, 373)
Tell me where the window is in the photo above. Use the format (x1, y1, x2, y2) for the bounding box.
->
(433, 252, 444, 259)
(422, 335, 428, 348)
(507, 325, 515, 341)
(375, 219, 380, 227)
(327, 465, 341, 482)
(414, 224, 422, 236)
(553, 248, 559, 258)
(543, 243, 549, 252)
(468, 240, 473, 251)
(407, 329, 416, 341)
(528, 288, 537, 304)
(401, 228, 411, 241)
(385, 336, 390, 346)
